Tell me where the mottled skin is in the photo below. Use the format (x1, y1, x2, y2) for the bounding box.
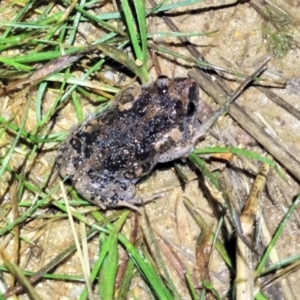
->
(56, 76, 200, 209)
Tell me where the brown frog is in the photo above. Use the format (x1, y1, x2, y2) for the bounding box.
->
(56, 76, 203, 209)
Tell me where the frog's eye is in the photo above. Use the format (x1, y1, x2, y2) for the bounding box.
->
(187, 101, 196, 116)
(156, 76, 170, 90)
(157, 75, 169, 80)
(70, 138, 82, 153)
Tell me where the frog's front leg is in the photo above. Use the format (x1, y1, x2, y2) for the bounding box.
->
(72, 171, 137, 209)
(73, 171, 163, 210)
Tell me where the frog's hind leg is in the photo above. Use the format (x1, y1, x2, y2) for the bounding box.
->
(157, 141, 194, 163)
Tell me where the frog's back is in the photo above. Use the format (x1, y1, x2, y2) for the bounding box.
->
(57, 77, 199, 182)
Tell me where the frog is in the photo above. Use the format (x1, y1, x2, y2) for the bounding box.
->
(56, 76, 203, 209)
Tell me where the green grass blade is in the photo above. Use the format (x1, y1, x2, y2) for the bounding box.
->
(256, 193, 300, 275)
(150, 0, 204, 14)
(98, 211, 129, 299)
(117, 234, 173, 299)
(0, 98, 31, 179)
(121, 0, 142, 60)
(121, 0, 148, 82)
(133, 0, 148, 67)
